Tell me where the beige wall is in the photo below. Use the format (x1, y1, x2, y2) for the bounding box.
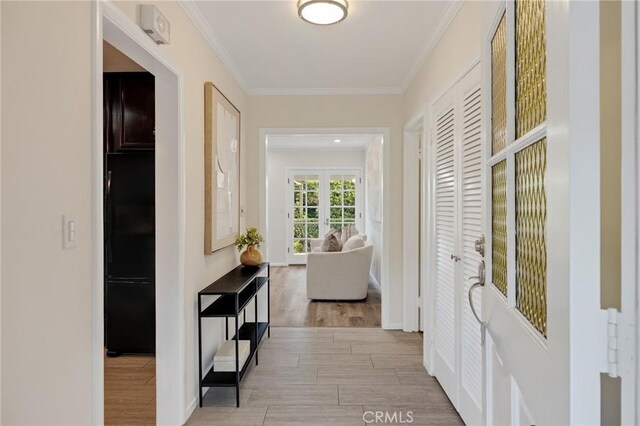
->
(112, 0, 250, 417)
(402, 1, 484, 123)
(1, 2, 93, 424)
(247, 95, 405, 326)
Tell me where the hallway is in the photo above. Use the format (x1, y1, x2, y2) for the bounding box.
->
(187, 327, 461, 425)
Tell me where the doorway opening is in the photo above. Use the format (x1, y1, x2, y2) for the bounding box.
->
(93, 3, 185, 424)
(102, 41, 156, 425)
(261, 131, 389, 328)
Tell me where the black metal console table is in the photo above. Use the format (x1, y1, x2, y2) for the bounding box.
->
(197, 262, 270, 407)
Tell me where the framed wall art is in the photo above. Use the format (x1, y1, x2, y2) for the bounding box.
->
(204, 82, 240, 254)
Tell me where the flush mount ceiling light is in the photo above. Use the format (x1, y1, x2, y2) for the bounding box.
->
(297, 0, 348, 25)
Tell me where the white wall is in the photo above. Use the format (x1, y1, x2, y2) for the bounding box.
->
(365, 136, 383, 285)
(247, 95, 404, 327)
(267, 148, 365, 265)
(1, 2, 94, 424)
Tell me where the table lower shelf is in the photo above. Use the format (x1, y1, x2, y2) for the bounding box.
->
(201, 321, 269, 387)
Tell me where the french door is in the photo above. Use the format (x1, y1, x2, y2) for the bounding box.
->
(286, 169, 362, 264)
(431, 63, 483, 426)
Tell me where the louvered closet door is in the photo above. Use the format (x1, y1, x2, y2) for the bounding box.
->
(458, 66, 483, 426)
(431, 64, 483, 424)
(432, 89, 459, 404)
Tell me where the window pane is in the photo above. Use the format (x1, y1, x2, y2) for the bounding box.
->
(293, 240, 305, 254)
(344, 191, 355, 206)
(515, 0, 547, 138)
(492, 13, 507, 154)
(492, 160, 508, 297)
(330, 191, 342, 206)
(307, 224, 319, 239)
(306, 178, 319, 191)
(330, 223, 342, 231)
(294, 191, 302, 206)
(293, 178, 303, 191)
(307, 191, 318, 207)
(330, 179, 342, 191)
(294, 208, 304, 220)
(294, 223, 305, 239)
(515, 138, 547, 337)
(307, 207, 318, 219)
(344, 208, 356, 220)
(343, 178, 356, 191)
(330, 208, 343, 220)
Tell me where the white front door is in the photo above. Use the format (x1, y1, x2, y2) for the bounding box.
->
(481, 1, 612, 424)
(287, 169, 362, 264)
(431, 63, 483, 425)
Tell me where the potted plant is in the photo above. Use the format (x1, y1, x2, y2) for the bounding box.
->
(235, 227, 264, 267)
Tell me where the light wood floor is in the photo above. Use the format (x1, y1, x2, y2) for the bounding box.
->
(187, 327, 462, 425)
(104, 354, 156, 425)
(270, 266, 382, 327)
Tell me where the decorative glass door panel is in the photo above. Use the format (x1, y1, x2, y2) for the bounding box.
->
(287, 169, 362, 264)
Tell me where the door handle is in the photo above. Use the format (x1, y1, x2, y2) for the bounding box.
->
(468, 261, 487, 345)
(450, 254, 461, 262)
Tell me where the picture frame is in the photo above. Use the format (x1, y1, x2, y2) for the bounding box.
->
(204, 82, 241, 254)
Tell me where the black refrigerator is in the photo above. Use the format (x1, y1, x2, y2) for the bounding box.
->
(105, 152, 155, 355)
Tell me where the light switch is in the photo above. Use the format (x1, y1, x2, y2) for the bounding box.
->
(62, 215, 77, 250)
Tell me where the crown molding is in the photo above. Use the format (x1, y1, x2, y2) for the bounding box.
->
(399, 0, 464, 93)
(179, 0, 462, 96)
(178, 0, 250, 92)
(248, 86, 404, 96)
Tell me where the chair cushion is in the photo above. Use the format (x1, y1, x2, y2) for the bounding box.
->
(342, 235, 365, 251)
(340, 224, 358, 245)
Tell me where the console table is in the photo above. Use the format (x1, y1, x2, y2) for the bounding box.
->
(197, 262, 270, 407)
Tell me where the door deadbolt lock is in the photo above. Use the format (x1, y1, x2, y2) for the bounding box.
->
(474, 235, 485, 257)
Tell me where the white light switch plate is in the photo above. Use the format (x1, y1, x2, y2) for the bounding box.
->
(62, 215, 77, 249)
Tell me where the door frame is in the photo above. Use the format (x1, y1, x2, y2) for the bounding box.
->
(285, 167, 364, 265)
(403, 111, 427, 332)
(91, 2, 186, 424)
(259, 128, 393, 328)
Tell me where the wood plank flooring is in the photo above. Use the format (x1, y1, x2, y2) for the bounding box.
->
(270, 266, 381, 327)
(104, 354, 156, 425)
(187, 327, 463, 426)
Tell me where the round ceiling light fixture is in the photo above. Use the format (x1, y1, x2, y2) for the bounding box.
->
(297, 0, 348, 25)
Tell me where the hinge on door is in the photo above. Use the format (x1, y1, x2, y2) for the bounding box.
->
(606, 308, 619, 378)
(287, 247, 290, 253)
(359, 178, 362, 184)
(600, 308, 620, 378)
(288, 178, 290, 184)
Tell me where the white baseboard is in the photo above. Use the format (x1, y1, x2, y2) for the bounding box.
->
(184, 396, 197, 424)
(270, 262, 288, 267)
(383, 322, 403, 330)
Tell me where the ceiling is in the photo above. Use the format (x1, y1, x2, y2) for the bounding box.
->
(267, 134, 377, 151)
(180, 1, 459, 95)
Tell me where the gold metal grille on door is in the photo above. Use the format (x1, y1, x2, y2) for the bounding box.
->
(515, 0, 547, 138)
(515, 138, 547, 336)
(492, 160, 508, 296)
(491, 14, 507, 155)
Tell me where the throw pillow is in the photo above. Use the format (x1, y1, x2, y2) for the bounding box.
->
(340, 224, 358, 245)
(342, 235, 365, 251)
(320, 232, 342, 252)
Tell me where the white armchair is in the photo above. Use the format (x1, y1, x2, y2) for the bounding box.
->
(306, 243, 374, 300)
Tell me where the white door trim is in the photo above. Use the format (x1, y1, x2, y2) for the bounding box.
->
(260, 128, 394, 328)
(403, 111, 427, 332)
(92, 1, 187, 424)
